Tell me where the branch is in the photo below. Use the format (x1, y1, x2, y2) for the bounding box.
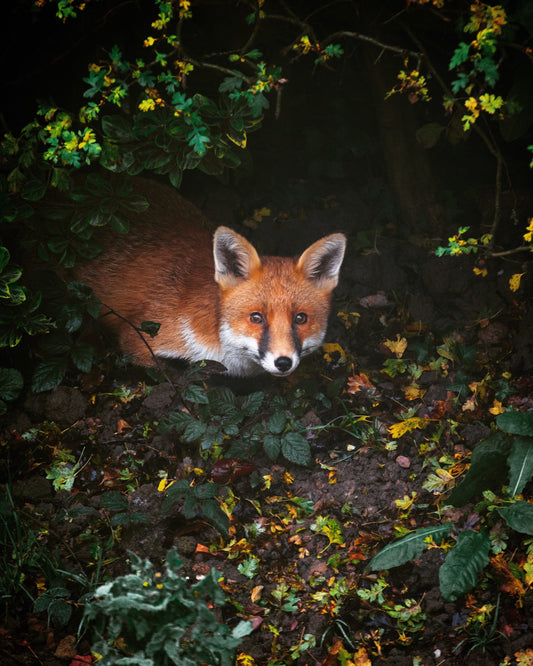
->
(489, 245, 531, 258)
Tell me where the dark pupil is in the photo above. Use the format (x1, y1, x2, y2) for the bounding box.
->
(250, 312, 263, 324)
(295, 313, 307, 324)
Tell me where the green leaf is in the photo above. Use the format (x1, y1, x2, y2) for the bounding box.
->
(449, 42, 470, 70)
(201, 499, 230, 536)
(232, 620, 254, 639)
(0, 367, 24, 401)
(367, 523, 453, 572)
(100, 491, 128, 512)
(448, 432, 511, 506)
(183, 384, 210, 404)
(281, 431, 311, 466)
(507, 437, 533, 496)
(263, 434, 281, 460)
(497, 501, 533, 535)
(21, 178, 47, 202)
(269, 411, 287, 435)
(31, 358, 68, 393)
(439, 531, 490, 601)
(497, 410, 533, 436)
(140, 320, 161, 338)
(71, 341, 95, 373)
(183, 419, 207, 443)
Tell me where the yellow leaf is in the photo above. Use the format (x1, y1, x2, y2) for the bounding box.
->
(322, 342, 346, 362)
(473, 266, 488, 277)
(383, 334, 407, 358)
(403, 384, 426, 400)
(489, 399, 504, 415)
(388, 417, 429, 439)
(157, 477, 170, 492)
(509, 272, 524, 292)
(251, 585, 263, 603)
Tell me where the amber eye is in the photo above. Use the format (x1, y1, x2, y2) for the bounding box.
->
(294, 312, 308, 325)
(250, 312, 264, 324)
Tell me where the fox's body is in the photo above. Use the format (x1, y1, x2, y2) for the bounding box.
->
(75, 178, 346, 377)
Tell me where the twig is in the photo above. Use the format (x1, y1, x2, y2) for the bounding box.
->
(100, 303, 177, 392)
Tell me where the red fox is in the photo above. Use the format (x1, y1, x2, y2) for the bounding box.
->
(75, 178, 346, 377)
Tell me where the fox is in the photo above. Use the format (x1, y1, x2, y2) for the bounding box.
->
(74, 178, 346, 377)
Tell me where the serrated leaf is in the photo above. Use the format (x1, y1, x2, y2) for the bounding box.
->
(263, 434, 281, 460)
(497, 501, 533, 535)
(497, 410, 533, 436)
(448, 432, 511, 506)
(439, 531, 490, 601)
(183, 384, 209, 404)
(269, 411, 287, 435)
(100, 490, 128, 512)
(71, 341, 95, 372)
(0, 367, 23, 401)
(281, 431, 311, 466)
(183, 419, 207, 443)
(368, 523, 453, 572)
(31, 358, 68, 393)
(507, 437, 533, 496)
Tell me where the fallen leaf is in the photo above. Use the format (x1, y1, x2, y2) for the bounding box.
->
(347, 373, 374, 393)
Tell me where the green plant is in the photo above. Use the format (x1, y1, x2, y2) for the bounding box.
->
(160, 381, 314, 466)
(161, 478, 229, 536)
(454, 594, 505, 657)
(368, 409, 533, 601)
(82, 549, 253, 666)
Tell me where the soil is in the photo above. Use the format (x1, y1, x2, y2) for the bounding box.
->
(1, 174, 533, 665)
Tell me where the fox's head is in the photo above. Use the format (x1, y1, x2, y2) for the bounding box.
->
(213, 227, 346, 377)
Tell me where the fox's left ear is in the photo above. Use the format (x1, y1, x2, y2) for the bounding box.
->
(297, 233, 346, 290)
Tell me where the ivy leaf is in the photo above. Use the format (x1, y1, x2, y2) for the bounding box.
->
(439, 531, 490, 601)
(367, 523, 453, 572)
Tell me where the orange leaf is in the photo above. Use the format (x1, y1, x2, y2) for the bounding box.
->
(347, 373, 374, 393)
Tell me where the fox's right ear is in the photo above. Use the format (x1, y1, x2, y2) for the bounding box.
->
(213, 227, 262, 289)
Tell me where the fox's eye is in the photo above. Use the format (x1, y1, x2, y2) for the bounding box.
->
(294, 312, 308, 325)
(250, 312, 264, 324)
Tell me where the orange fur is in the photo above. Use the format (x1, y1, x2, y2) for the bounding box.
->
(75, 177, 346, 377)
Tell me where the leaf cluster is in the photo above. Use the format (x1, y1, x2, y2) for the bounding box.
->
(160, 382, 313, 466)
(82, 549, 253, 666)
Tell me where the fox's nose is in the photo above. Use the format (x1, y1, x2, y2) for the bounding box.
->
(274, 356, 293, 373)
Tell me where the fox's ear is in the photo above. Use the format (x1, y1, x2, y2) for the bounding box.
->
(297, 233, 346, 290)
(214, 227, 262, 288)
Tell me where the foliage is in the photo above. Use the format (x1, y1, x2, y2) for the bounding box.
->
(162, 478, 229, 536)
(160, 380, 317, 466)
(368, 340, 533, 602)
(82, 549, 253, 665)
